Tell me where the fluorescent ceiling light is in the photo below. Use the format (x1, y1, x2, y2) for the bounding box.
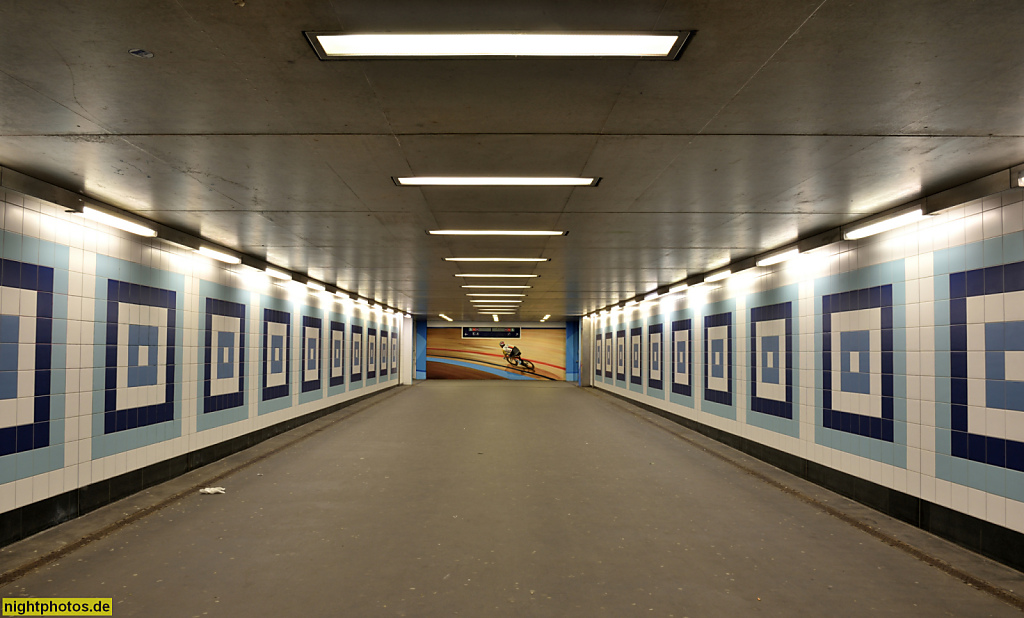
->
(704, 270, 731, 283)
(265, 267, 291, 281)
(462, 285, 532, 289)
(400, 177, 595, 186)
(669, 283, 689, 293)
(306, 281, 326, 292)
(756, 248, 801, 267)
(466, 293, 527, 297)
(470, 300, 522, 303)
(644, 291, 662, 301)
(431, 230, 564, 236)
(311, 33, 684, 59)
(335, 290, 351, 299)
(446, 257, 548, 262)
(493, 315, 500, 322)
(80, 207, 157, 237)
(625, 300, 638, 307)
(197, 246, 241, 264)
(438, 314, 453, 322)
(542, 314, 551, 320)
(844, 208, 925, 240)
(454, 274, 539, 278)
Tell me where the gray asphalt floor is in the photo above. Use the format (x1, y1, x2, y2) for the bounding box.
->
(1, 381, 1022, 616)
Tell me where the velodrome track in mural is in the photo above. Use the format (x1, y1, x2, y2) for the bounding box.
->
(426, 328, 566, 381)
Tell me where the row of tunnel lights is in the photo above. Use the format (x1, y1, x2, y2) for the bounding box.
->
(75, 207, 409, 319)
(585, 207, 928, 320)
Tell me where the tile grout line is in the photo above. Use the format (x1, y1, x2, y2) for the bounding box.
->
(584, 387, 1024, 613)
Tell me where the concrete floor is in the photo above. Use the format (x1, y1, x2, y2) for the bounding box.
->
(2, 381, 1023, 616)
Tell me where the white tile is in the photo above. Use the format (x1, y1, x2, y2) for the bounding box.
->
(1007, 499, 1024, 533)
(968, 487, 988, 519)
(988, 493, 1007, 527)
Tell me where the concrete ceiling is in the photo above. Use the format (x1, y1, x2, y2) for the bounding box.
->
(2, 0, 1023, 321)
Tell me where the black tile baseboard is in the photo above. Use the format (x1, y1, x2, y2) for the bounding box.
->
(0, 386, 397, 548)
(597, 388, 1024, 573)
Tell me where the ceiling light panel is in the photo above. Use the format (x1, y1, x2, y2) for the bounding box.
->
(398, 177, 597, 186)
(461, 285, 533, 289)
(445, 258, 549, 262)
(454, 274, 539, 278)
(308, 33, 688, 59)
(430, 230, 565, 236)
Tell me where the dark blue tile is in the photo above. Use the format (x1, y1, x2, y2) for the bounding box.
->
(950, 325, 968, 351)
(951, 430, 969, 458)
(881, 285, 893, 306)
(987, 436, 1007, 467)
(0, 427, 15, 456)
(15, 425, 32, 453)
(951, 405, 969, 431)
(969, 433, 987, 462)
(966, 269, 985, 297)
(1006, 262, 1024, 293)
(1008, 440, 1024, 472)
(950, 271, 967, 298)
(32, 422, 47, 449)
(986, 265, 1005, 295)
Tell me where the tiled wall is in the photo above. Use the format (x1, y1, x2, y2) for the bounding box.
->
(588, 189, 1024, 539)
(0, 188, 402, 518)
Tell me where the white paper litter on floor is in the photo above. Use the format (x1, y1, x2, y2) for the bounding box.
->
(199, 487, 226, 494)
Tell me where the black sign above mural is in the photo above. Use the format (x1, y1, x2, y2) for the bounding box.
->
(462, 327, 521, 339)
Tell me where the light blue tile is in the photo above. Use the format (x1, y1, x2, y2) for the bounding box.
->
(947, 244, 966, 273)
(1006, 322, 1024, 351)
(934, 276, 949, 300)
(20, 237, 39, 263)
(950, 457, 969, 485)
(1007, 469, 1024, 502)
(936, 453, 953, 478)
(969, 460, 988, 491)
(984, 237, 1004, 268)
(2, 235, 22, 260)
(933, 249, 949, 276)
(1005, 232, 1024, 264)
(986, 350, 1005, 380)
(936, 426, 952, 452)
(966, 242, 984, 270)
(987, 466, 1006, 495)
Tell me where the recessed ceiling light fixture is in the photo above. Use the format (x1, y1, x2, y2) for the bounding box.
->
(445, 257, 549, 262)
(469, 299, 522, 303)
(197, 246, 241, 264)
(307, 32, 688, 60)
(399, 177, 597, 186)
(704, 269, 731, 283)
(756, 248, 801, 267)
(466, 293, 527, 297)
(431, 230, 565, 236)
(492, 315, 500, 322)
(462, 285, 533, 289)
(669, 283, 689, 294)
(439, 314, 453, 322)
(265, 267, 292, 281)
(844, 208, 925, 240)
(79, 207, 157, 237)
(306, 281, 326, 292)
(454, 274, 539, 278)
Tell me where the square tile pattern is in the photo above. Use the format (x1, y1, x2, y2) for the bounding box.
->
(203, 298, 245, 414)
(703, 312, 733, 406)
(750, 302, 793, 419)
(301, 314, 322, 393)
(821, 285, 894, 442)
(262, 308, 291, 401)
(104, 279, 176, 434)
(330, 321, 345, 388)
(630, 326, 642, 386)
(949, 261, 1024, 470)
(671, 318, 693, 397)
(0, 259, 55, 455)
(648, 323, 663, 390)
